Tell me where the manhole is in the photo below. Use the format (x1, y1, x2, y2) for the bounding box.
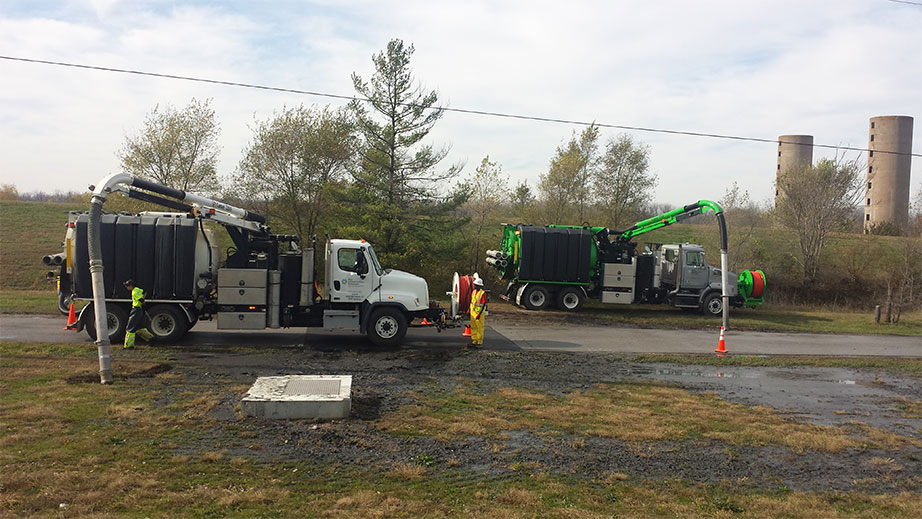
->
(241, 375, 352, 419)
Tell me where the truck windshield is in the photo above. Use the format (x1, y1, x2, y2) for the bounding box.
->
(367, 245, 383, 275)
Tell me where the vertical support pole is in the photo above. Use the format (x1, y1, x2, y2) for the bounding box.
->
(720, 249, 730, 332)
(88, 197, 113, 384)
(715, 211, 730, 332)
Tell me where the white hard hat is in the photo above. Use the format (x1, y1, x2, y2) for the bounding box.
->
(473, 277, 484, 286)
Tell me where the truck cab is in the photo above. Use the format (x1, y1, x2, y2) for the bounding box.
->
(659, 243, 738, 315)
(323, 239, 433, 345)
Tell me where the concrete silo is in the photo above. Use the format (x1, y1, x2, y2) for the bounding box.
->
(865, 116, 913, 231)
(775, 135, 814, 204)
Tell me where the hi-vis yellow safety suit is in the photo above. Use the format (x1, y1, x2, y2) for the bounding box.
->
(469, 288, 487, 345)
(124, 286, 152, 348)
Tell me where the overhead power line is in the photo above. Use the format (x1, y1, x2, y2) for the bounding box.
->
(885, 0, 922, 6)
(1, 54, 919, 158)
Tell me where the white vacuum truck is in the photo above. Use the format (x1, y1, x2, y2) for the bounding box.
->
(51, 173, 444, 346)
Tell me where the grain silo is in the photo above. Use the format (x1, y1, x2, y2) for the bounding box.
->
(865, 116, 913, 231)
(775, 135, 814, 204)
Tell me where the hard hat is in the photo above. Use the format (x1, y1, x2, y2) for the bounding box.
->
(123, 279, 135, 286)
(473, 277, 484, 286)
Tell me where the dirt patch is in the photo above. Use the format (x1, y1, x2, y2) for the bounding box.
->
(65, 362, 174, 384)
(155, 346, 922, 494)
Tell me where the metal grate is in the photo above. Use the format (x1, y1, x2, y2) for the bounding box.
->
(283, 378, 341, 396)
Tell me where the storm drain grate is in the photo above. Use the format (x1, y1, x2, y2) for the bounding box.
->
(241, 375, 352, 419)
(284, 378, 341, 396)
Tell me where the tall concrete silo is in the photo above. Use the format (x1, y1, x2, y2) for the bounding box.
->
(775, 135, 814, 204)
(865, 116, 913, 231)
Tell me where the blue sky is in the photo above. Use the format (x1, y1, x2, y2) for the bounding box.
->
(1, 0, 920, 206)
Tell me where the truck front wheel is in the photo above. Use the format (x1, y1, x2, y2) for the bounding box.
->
(147, 304, 188, 343)
(522, 285, 550, 311)
(368, 307, 407, 347)
(701, 292, 723, 317)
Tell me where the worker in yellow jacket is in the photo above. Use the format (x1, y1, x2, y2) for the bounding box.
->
(123, 279, 153, 349)
(469, 277, 487, 347)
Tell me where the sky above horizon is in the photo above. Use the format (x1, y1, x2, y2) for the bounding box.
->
(1, 0, 920, 207)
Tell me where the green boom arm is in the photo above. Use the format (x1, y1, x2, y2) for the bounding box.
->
(618, 200, 731, 329)
(618, 200, 724, 245)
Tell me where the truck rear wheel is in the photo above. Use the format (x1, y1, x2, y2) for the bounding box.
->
(522, 285, 550, 311)
(701, 292, 723, 317)
(57, 291, 72, 315)
(147, 304, 188, 343)
(368, 307, 407, 347)
(84, 303, 128, 343)
(556, 287, 583, 311)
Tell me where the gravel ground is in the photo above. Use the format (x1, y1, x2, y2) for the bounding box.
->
(128, 344, 922, 495)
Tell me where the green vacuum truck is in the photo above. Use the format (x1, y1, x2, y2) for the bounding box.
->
(486, 201, 765, 317)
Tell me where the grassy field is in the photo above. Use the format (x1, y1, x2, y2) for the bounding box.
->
(573, 301, 922, 336)
(0, 200, 84, 289)
(2, 341, 921, 518)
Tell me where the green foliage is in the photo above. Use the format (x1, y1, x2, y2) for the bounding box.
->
(119, 98, 221, 192)
(593, 133, 655, 228)
(538, 124, 598, 224)
(350, 38, 463, 256)
(232, 105, 355, 242)
(510, 179, 535, 222)
(462, 156, 509, 273)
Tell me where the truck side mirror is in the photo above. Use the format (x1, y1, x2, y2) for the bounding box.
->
(357, 253, 368, 277)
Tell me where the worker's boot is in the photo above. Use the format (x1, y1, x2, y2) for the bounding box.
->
(123, 332, 135, 349)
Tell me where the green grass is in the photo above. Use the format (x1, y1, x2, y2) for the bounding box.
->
(0, 200, 85, 290)
(629, 354, 922, 377)
(2, 341, 921, 518)
(569, 301, 922, 336)
(0, 289, 69, 315)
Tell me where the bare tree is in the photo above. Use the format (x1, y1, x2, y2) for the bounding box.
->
(235, 105, 355, 241)
(462, 156, 509, 272)
(119, 98, 220, 192)
(592, 133, 655, 228)
(774, 156, 862, 282)
(538, 125, 598, 224)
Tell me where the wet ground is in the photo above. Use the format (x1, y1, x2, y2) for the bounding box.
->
(133, 344, 922, 494)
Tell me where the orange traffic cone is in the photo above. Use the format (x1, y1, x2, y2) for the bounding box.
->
(714, 326, 727, 356)
(64, 303, 77, 330)
(421, 317, 432, 325)
(462, 325, 471, 337)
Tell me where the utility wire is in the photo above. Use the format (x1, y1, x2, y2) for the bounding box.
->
(885, 0, 922, 6)
(1, 54, 919, 158)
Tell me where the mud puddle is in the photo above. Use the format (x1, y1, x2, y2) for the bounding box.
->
(628, 363, 922, 437)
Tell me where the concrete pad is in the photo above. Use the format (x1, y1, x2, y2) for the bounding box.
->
(241, 375, 352, 419)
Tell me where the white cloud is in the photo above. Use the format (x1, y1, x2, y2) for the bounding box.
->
(0, 0, 919, 207)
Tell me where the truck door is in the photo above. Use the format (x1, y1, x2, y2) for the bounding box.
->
(681, 249, 708, 289)
(329, 245, 374, 303)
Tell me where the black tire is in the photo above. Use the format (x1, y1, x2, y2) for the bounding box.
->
(701, 292, 723, 317)
(522, 285, 550, 311)
(367, 307, 407, 347)
(556, 287, 584, 312)
(146, 304, 188, 343)
(84, 303, 129, 342)
(57, 291, 72, 315)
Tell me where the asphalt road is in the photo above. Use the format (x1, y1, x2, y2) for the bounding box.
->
(2, 314, 919, 357)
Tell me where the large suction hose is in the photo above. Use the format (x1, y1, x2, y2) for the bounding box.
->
(88, 196, 113, 384)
